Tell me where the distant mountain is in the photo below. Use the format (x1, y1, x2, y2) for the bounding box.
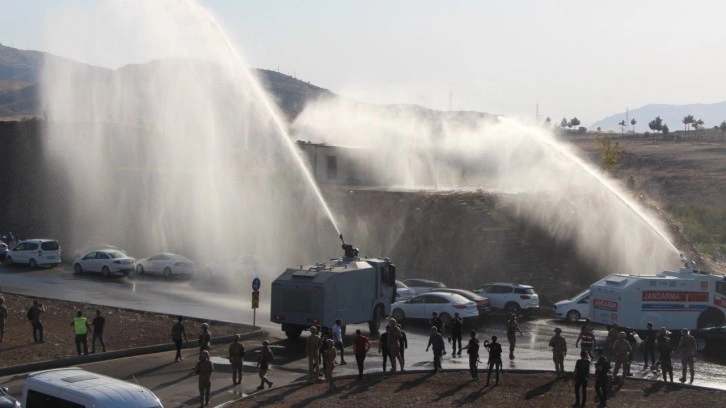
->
(590, 101, 726, 132)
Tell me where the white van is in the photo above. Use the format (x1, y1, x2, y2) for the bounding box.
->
(553, 289, 590, 322)
(5, 239, 62, 268)
(22, 367, 163, 408)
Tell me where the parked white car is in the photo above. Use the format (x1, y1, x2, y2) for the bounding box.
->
(401, 278, 447, 296)
(473, 282, 540, 316)
(553, 289, 591, 322)
(391, 292, 478, 326)
(395, 280, 417, 300)
(73, 249, 135, 277)
(4, 239, 61, 268)
(135, 253, 196, 279)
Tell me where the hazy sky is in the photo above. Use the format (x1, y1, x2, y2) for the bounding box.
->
(2, 0, 726, 125)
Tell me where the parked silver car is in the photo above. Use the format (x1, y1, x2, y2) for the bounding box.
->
(73, 249, 135, 277)
(135, 253, 196, 279)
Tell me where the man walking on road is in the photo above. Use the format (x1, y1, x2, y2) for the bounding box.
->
(549, 327, 567, 378)
(387, 318, 402, 372)
(485, 335, 503, 386)
(28, 300, 45, 343)
(91, 309, 106, 353)
(198, 323, 212, 359)
(71, 310, 91, 356)
(378, 325, 390, 372)
(450, 313, 463, 356)
(256, 340, 274, 390)
(462, 330, 480, 380)
(332, 319, 346, 365)
(228, 334, 246, 385)
(306, 326, 323, 381)
(353, 329, 371, 380)
(426, 326, 446, 373)
(194, 350, 214, 407)
(172, 316, 188, 362)
(506, 314, 523, 359)
(678, 328, 697, 384)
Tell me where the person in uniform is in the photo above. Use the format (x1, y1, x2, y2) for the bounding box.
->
(398, 325, 408, 367)
(575, 325, 595, 359)
(28, 300, 45, 343)
(425, 325, 446, 373)
(323, 338, 337, 389)
(549, 327, 567, 378)
(194, 350, 214, 407)
(484, 335, 503, 386)
(306, 326, 323, 381)
(450, 313, 464, 356)
(256, 340, 274, 390)
(653, 327, 670, 371)
(172, 316, 189, 362)
(429, 312, 444, 338)
(198, 323, 212, 359)
(612, 331, 632, 381)
(70, 310, 91, 356)
(638, 321, 657, 370)
(506, 314, 523, 359)
(91, 309, 106, 353)
(657, 331, 674, 382)
(0, 297, 7, 343)
(594, 347, 611, 407)
(228, 334, 245, 385)
(353, 329, 371, 380)
(572, 350, 590, 407)
(462, 330, 480, 380)
(606, 323, 620, 357)
(378, 325, 390, 372)
(387, 318, 402, 372)
(677, 328, 697, 384)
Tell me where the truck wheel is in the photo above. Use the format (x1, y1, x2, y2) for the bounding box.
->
(284, 328, 303, 341)
(369, 304, 385, 334)
(566, 310, 581, 322)
(697, 308, 725, 329)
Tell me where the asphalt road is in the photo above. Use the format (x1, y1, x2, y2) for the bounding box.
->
(2, 264, 726, 407)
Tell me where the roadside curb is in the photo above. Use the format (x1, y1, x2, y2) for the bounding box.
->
(0, 330, 265, 377)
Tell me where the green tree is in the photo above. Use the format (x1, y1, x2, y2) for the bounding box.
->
(682, 115, 694, 132)
(719, 121, 726, 132)
(560, 118, 568, 128)
(570, 117, 581, 129)
(631, 118, 637, 134)
(618, 120, 626, 135)
(662, 123, 670, 135)
(693, 118, 704, 135)
(595, 135, 622, 170)
(648, 116, 663, 133)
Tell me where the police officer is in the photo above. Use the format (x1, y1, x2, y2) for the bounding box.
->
(462, 330, 480, 380)
(194, 350, 214, 407)
(594, 347, 611, 407)
(323, 338, 337, 389)
(549, 327, 567, 378)
(506, 314, 523, 359)
(612, 331, 632, 381)
(256, 340, 274, 390)
(306, 326, 323, 381)
(658, 331, 674, 382)
(387, 318, 402, 372)
(228, 334, 245, 385)
(450, 313, 464, 356)
(572, 350, 590, 407)
(198, 323, 212, 359)
(484, 335, 503, 386)
(677, 328, 697, 384)
(70, 310, 91, 356)
(28, 300, 45, 343)
(575, 325, 595, 359)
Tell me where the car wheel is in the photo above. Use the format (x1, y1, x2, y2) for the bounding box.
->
(163, 267, 172, 279)
(392, 308, 406, 321)
(102, 266, 111, 277)
(5, 256, 12, 266)
(566, 310, 581, 322)
(696, 337, 706, 352)
(136, 264, 145, 274)
(505, 302, 521, 316)
(29, 259, 37, 268)
(439, 312, 452, 327)
(284, 328, 303, 341)
(74, 263, 83, 274)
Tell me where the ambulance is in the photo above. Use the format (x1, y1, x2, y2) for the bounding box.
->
(590, 260, 726, 332)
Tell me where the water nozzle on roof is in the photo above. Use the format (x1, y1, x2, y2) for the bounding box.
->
(339, 234, 359, 259)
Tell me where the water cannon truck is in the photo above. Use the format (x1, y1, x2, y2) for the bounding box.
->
(270, 235, 396, 340)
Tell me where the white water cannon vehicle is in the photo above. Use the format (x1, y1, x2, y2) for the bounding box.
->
(270, 235, 396, 340)
(590, 256, 726, 333)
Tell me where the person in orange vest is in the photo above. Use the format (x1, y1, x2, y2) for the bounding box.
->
(70, 310, 91, 356)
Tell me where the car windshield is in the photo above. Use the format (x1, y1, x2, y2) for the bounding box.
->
(108, 251, 128, 259)
(570, 289, 590, 301)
